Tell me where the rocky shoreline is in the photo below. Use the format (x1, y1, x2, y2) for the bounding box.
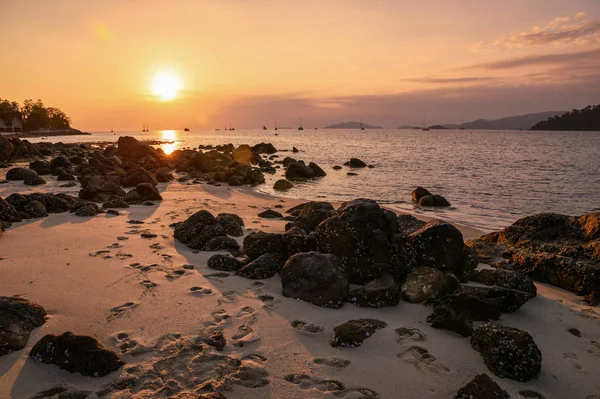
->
(1, 135, 599, 399)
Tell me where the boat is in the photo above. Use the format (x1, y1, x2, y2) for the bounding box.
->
(422, 118, 429, 131)
(184, 128, 190, 131)
(274, 118, 278, 131)
(360, 118, 365, 130)
(298, 117, 304, 131)
(110, 126, 113, 133)
(263, 125, 267, 130)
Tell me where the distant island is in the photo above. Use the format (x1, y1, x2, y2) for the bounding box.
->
(530, 105, 600, 131)
(398, 110, 567, 131)
(428, 125, 447, 130)
(325, 121, 383, 129)
(0, 97, 85, 135)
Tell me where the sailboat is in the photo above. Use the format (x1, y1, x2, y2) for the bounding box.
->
(263, 125, 267, 130)
(422, 118, 429, 131)
(298, 117, 304, 131)
(360, 118, 365, 130)
(110, 126, 113, 133)
(274, 119, 278, 131)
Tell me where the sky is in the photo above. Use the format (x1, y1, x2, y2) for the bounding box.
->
(1, 0, 600, 130)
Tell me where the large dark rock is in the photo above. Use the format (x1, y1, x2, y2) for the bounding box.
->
(273, 179, 294, 191)
(216, 213, 244, 237)
(348, 274, 400, 308)
(23, 200, 48, 218)
(344, 158, 367, 168)
(285, 162, 315, 180)
(116, 136, 159, 159)
(453, 374, 509, 399)
(29, 160, 52, 175)
(24, 175, 46, 186)
(102, 199, 129, 209)
(258, 209, 283, 219)
(282, 227, 318, 256)
(50, 156, 71, 170)
(409, 220, 466, 275)
(30, 331, 123, 377)
(252, 142, 277, 154)
(330, 319, 387, 347)
(243, 231, 286, 259)
(0, 296, 46, 356)
(471, 268, 537, 299)
(72, 201, 99, 217)
(79, 176, 126, 203)
(315, 199, 398, 284)
(207, 254, 244, 271)
(308, 162, 326, 177)
(135, 182, 162, 201)
(203, 236, 240, 253)
(0, 197, 22, 223)
(471, 323, 542, 382)
(293, 201, 334, 232)
(467, 212, 600, 305)
(237, 253, 286, 279)
(121, 167, 157, 188)
(192, 152, 215, 172)
(280, 252, 348, 308)
(174, 210, 226, 249)
(411, 187, 431, 202)
(6, 167, 39, 181)
(401, 267, 460, 303)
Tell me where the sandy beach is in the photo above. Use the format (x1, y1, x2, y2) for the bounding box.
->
(1, 165, 599, 399)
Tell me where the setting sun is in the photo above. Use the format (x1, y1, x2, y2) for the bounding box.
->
(150, 70, 181, 101)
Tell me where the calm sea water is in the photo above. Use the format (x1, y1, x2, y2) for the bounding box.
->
(29, 129, 600, 232)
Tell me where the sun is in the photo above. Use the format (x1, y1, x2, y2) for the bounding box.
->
(150, 70, 181, 101)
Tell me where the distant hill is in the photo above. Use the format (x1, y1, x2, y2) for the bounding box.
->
(325, 121, 382, 129)
(531, 105, 600, 131)
(429, 125, 448, 130)
(453, 111, 566, 130)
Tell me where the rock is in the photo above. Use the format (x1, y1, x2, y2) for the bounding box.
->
(29, 331, 123, 377)
(74, 203, 98, 217)
(228, 176, 243, 186)
(0, 197, 23, 223)
(258, 209, 282, 219)
(567, 327, 581, 337)
(461, 285, 530, 313)
(121, 167, 157, 187)
(453, 374, 509, 399)
(57, 172, 76, 181)
(308, 162, 327, 177)
(519, 390, 545, 398)
(106, 209, 119, 216)
(348, 274, 400, 308)
(60, 181, 78, 188)
(79, 176, 126, 203)
(293, 201, 335, 232)
(292, 146, 299, 153)
(467, 212, 600, 305)
(243, 231, 286, 259)
(0, 296, 46, 356)
(412, 187, 432, 202)
(401, 267, 461, 303)
(216, 213, 244, 237)
(174, 210, 226, 249)
(333, 165, 342, 170)
(102, 199, 129, 209)
(418, 195, 435, 206)
(24, 175, 46, 186)
(472, 268, 537, 298)
(237, 253, 286, 279)
(282, 156, 297, 167)
(135, 182, 162, 201)
(315, 199, 398, 284)
(280, 252, 348, 308)
(116, 136, 159, 159)
(432, 194, 451, 206)
(50, 156, 71, 170)
(471, 323, 542, 382)
(204, 331, 226, 351)
(29, 160, 52, 175)
(330, 319, 387, 347)
(207, 254, 244, 271)
(233, 144, 256, 164)
(123, 189, 143, 204)
(23, 200, 48, 218)
(344, 158, 367, 168)
(203, 236, 240, 253)
(273, 179, 294, 191)
(409, 220, 465, 275)
(285, 162, 315, 180)
(282, 227, 318, 255)
(6, 167, 39, 181)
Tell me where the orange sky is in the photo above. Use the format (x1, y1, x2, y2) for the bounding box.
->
(1, 0, 600, 130)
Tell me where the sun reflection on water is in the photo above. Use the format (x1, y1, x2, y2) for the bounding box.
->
(160, 130, 178, 155)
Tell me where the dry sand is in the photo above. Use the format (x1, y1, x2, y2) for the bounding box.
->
(1, 173, 599, 399)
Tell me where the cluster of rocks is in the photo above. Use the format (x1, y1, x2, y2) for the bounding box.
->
(467, 212, 600, 305)
(173, 197, 546, 385)
(412, 186, 451, 207)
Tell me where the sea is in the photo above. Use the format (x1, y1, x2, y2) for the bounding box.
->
(27, 128, 600, 232)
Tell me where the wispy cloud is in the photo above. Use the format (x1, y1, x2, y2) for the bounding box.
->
(474, 13, 600, 52)
(464, 47, 600, 70)
(404, 76, 495, 84)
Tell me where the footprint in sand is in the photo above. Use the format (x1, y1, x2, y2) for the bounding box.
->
(140, 280, 157, 289)
(211, 308, 231, 323)
(258, 294, 275, 308)
(563, 352, 583, 370)
(239, 306, 256, 316)
(115, 252, 134, 260)
(221, 290, 237, 302)
(313, 357, 351, 368)
(251, 281, 265, 288)
(110, 302, 139, 316)
(334, 388, 380, 398)
(189, 286, 213, 295)
(291, 320, 323, 334)
(107, 243, 124, 249)
(89, 250, 111, 257)
(395, 327, 426, 344)
(232, 317, 260, 347)
(397, 346, 449, 374)
(284, 374, 345, 393)
(117, 236, 128, 241)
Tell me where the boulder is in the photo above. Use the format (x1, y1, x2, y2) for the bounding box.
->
(50, 156, 71, 170)
(258, 209, 283, 219)
(0, 198, 23, 223)
(308, 162, 327, 177)
(409, 220, 465, 275)
(73, 202, 99, 217)
(228, 176, 243, 186)
(192, 152, 215, 172)
(6, 168, 38, 181)
(401, 267, 460, 303)
(330, 319, 387, 347)
(121, 167, 157, 187)
(453, 374, 509, 399)
(237, 253, 286, 279)
(233, 145, 256, 165)
(348, 274, 400, 308)
(293, 201, 335, 232)
(285, 162, 315, 180)
(79, 176, 126, 203)
(30, 331, 123, 377)
(135, 182, 162, 201)
(102, 199, 129, 209)
(344, 158, 367, 168)
(24, 175, 46, 186)
(282, 227, 318, 256)
(411, 187, 432, 202)
(116, 136, 159, 159)
(203, 236, 240, 253)
(0, 296, 46, 356)
(23, 200, 48, 218)
(216, 213, 244, 237)
(281, 252, 348, 308)
(471, 268, 537, 299)
(29, 160, 52, 175)
(207, 254, 245, 271)
(471, 323, 542, 382)
(243, 232, 286, 259)
(174, 210, 226, 249)
(57, 172, 76, 181)
(252, 142, 277, 154)
(273, 179, 294, 191)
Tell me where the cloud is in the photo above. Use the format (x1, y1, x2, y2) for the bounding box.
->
(464, 47, 600, 70)
(404, 77, 495, 84)
(474, 14, 600, 52)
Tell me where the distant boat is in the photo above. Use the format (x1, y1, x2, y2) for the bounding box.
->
(263, 125, 267, 130)
(184, 127, 190, 131)
(422, 118, 429, 131)
(298, 117, 304, 131)
(360, 118, 365, 130)
(274, 118, 278, 130)
(110, 126, 113, 133)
